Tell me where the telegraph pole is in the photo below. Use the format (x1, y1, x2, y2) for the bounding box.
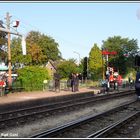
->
(0, 12, 26, 90)
(102, 54, 105, 80)
(6, 12, 12, 89)
(101, 48, 105, 80)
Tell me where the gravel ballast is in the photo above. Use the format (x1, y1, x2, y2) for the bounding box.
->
(0, 95, 136, 138)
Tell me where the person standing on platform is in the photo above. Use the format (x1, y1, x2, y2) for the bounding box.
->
(129, 76, 133, 89)
(67, 76, 71, 91)
(54, 72, 60, 93)
(71, 73, 76, 92)
(109, 73, 114, 88)
(75, 73, 79, 92)
(0, 79, 6, 96)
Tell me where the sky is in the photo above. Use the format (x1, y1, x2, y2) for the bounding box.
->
(0, 2, 140, 63)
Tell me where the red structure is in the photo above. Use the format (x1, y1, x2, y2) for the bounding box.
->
(102, 51, 117, 55)
(0, 81, 5, 87)
(13, 21, 20, 27)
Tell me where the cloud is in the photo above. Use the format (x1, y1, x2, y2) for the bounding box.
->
(136, 8, 140, 20)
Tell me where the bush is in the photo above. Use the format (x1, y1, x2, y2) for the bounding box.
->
(17, 66, 50, 91)
(124, 68, 136, 80)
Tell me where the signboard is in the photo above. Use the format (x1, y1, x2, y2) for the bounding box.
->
(6, 74, 18, 77)
(21, 36, 26, 55)
(114, 72, 118, 76)
(0, 81, 5, 87)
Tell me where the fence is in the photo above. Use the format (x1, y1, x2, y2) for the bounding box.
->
(43, 80, 70, 92)
(99, 79, 135, 93)
(1, 78, 135, 94)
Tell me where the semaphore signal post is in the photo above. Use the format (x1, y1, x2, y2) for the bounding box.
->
(102, 50, 117, 92)
(0, 12, 26, 90)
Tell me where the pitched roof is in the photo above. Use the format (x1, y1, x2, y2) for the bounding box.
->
(47, 59, 63, 70)
(48, 59, 57, 70)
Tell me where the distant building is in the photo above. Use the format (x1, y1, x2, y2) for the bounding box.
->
(45, 60, 57, 78)
(45, 59, 62, 78)
(0, 62, 7, 79)
(0, 62, 8, 71)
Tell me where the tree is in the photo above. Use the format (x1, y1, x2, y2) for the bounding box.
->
(88, 43, 102, 80)
(38, 34, 62, 61)
(11, 37, 32, 68)
(0, 20, 7, 63)
(83, 57, 88, 80)
(26, 31, 62, 63)
(67, 58, 77, 63)
(57, 60, 79, 79)
(11, 30, 62, 67)
(102, 36, 139, 75)
(0, 20, 7, 47)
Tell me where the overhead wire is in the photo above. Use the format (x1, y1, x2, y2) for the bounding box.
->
(1, 13, 89, 60)
(11, 14, 88, 50)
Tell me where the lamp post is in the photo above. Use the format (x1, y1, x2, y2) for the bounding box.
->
(73, 51, 81, 65)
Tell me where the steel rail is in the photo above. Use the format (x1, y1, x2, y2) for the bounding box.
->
(30, 99, 137, 138)
(0, 91, 134, 123)
(87, 111, 140, 138)
(0, 90, 134, 120)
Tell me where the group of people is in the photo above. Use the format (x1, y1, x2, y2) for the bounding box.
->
(53, 72, 82, 93)
(109, 73, 122, 90)
(68, 73, 82, 92)
(0, 73, 7, 96)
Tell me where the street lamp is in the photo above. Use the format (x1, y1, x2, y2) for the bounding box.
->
(73, 51, 81, 65)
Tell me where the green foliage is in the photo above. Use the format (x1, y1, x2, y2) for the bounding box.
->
(78, 58, 84, 74)
(124, 67, 136, 80)
(17, 66, 50, 91)
(102, 36, 139, 75)
(88, 43, 102, 80)
(67, 58, 77, 63)
(11, 30, 62, 67)
(0, 22, 7, 62)
(11, 37, 31, 67)
(0, 49, 7, 63)
(83, 57, 88, 79)
(0, 22, 7, 46)
(57, 60, 79, 79)
(26, 31, 61, 63)
(38, 34, 62, 61)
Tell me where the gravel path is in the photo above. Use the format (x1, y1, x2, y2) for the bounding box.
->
(0, 95, 136, 138)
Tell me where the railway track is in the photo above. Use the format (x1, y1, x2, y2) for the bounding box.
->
(30, 99, 140, 138)
(0, 90, 135, 130)
(88, 111, 140, 138)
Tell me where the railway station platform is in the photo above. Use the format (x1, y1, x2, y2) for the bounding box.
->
(0, 86, 134, 113)
(0, 87, 100, 105)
